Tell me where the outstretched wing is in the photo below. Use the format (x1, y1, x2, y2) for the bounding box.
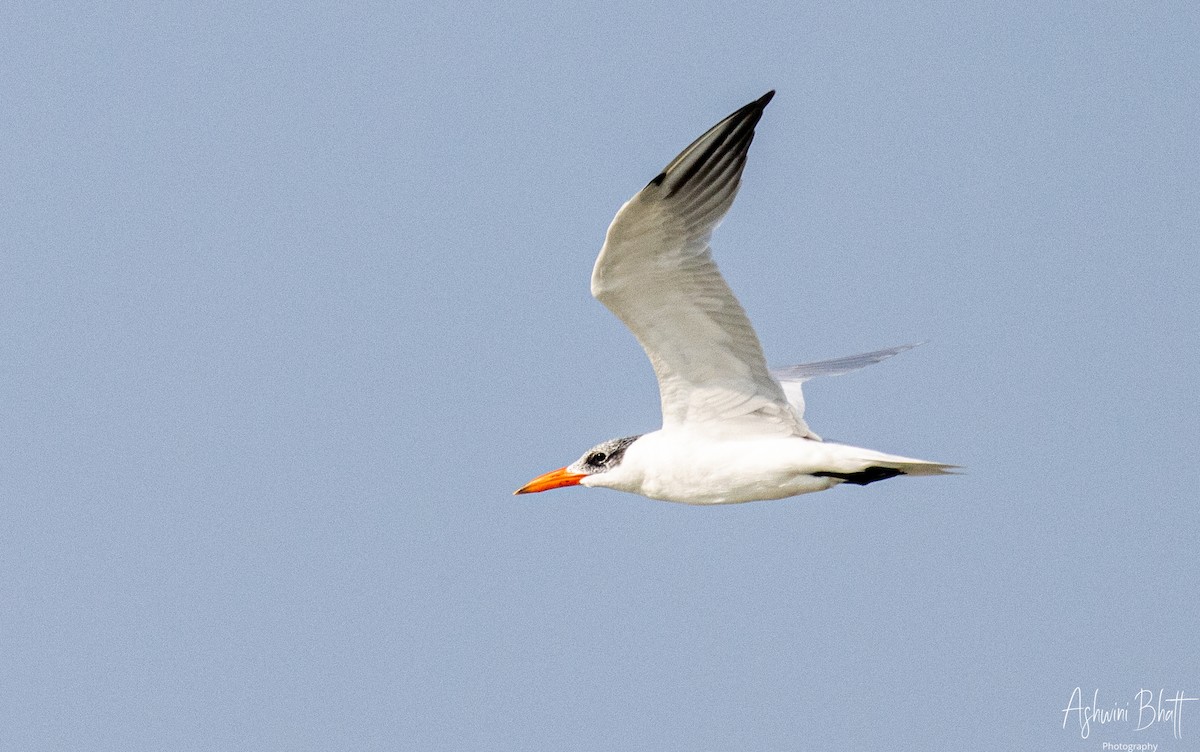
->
(591, 92, 813, 439)
(770, 344, 919, 439)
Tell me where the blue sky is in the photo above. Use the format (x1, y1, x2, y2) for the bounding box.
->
(2, 2, 1197, 749)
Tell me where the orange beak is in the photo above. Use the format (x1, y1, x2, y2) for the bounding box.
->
(514, 466, 587, 495)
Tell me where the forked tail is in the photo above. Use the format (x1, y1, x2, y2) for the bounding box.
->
(817, 445, 959, 487)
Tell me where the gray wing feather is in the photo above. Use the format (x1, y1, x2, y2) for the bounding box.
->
(772, 344, 920, 441)
(592, 92, 809, 437)
(770, 344, 920, 383)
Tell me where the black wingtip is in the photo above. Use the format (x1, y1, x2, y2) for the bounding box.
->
(812, 467, 906, 486)
(663, 92, 775, 196)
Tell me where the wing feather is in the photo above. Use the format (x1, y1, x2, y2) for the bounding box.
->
(770, 344, 920, 439)
(591, 92, 813, 438)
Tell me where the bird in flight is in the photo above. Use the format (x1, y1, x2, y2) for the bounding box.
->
(516, 91, 953, 504)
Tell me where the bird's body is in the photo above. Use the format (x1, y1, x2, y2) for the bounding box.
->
(517, 91, 953, 504)
(579, 432, 907, 505)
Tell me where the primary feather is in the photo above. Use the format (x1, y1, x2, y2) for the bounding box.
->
(591, 92, 811, 439)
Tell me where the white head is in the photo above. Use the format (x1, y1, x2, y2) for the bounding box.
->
(514, 435, 642, 495)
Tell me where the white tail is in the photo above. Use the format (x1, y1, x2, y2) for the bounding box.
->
(814, 443, 959, 486)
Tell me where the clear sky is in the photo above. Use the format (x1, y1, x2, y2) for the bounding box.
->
(2, 2, 1197, 749)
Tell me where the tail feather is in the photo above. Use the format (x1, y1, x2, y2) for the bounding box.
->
(815, 461, 957, 486)
(884, 460, 960, 477)
(816, 443, 959, 486)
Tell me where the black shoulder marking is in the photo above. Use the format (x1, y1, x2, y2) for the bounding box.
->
(648, 172, 666, 187)
(813, 467, 906, 486)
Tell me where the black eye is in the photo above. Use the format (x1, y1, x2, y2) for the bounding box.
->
(587, 452, 608, 466)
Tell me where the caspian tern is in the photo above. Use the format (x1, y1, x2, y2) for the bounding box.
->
(516, 91, 953, 504)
